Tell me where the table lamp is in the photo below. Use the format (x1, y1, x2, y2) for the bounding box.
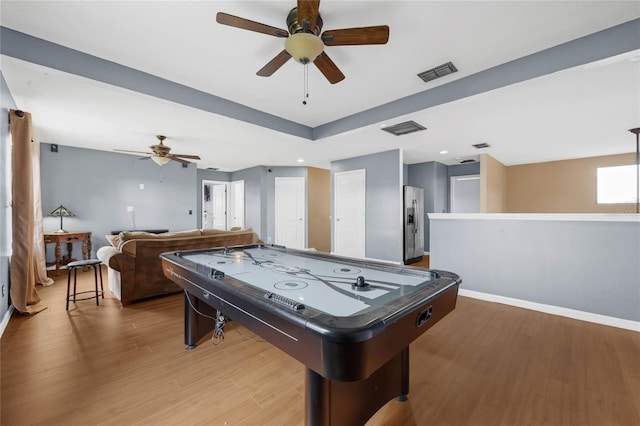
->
(48, 205, 75, 233)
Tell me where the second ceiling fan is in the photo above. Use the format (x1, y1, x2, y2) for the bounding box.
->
(114, 135, 201, 166)
(216, 0, 389, 84)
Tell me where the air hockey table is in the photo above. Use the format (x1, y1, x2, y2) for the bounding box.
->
(160, 244, 461, 426)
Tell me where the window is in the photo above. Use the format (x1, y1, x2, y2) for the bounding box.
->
(597, 165, 639, 204)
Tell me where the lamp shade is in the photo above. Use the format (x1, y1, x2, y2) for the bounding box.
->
(48, 204, 75, 233)
(151, 155, 171, 166)
(285, 33, 324, 64)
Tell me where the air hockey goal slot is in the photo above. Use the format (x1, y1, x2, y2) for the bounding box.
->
(416, 306, 433, 327)
(196, 264, 225, 279)
(265, 292, 305, 311)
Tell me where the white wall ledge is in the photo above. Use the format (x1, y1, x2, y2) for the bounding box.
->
(429, 213, 640, 222)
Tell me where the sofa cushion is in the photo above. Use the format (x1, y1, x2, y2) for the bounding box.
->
(118, 231, 161, 242)
(119, 229, 202, 243)
(157, 230, 202, 239)
(201, 227, 253, 236)
(105, 234, 120, 248)
(119, 229, 204, 256)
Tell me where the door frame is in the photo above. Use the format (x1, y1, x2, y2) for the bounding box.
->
(202, 180, 246, 230)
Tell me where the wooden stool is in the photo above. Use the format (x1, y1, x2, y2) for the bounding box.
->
(66, 259, 104, 310)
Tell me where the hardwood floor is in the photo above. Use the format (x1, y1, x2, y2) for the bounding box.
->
(2, 266, 639, 425)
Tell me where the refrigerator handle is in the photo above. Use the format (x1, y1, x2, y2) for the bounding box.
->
(413, 198, 422, 234)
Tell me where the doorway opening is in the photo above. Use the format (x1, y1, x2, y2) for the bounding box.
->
(201, 180, 245, 230)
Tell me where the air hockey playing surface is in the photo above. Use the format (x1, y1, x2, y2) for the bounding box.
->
(162, 244, 460, 337)
(177, 245, 450, 316)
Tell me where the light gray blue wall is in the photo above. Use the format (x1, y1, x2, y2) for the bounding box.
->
(407, 161, 480, 251)
(265, 166, 307, 245)
(40, 144, 198, 260)
(448, 161, 481, 177)
(407, 161, 448, 251)
(430, 216, 640, 322)
(1, 71, 16, 323)
(433, 162, 448, 214)
(332, 149, 403, 262)
(230, 166, 268, 240)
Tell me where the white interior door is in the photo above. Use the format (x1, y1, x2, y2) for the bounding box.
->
(212, 184, 227, 229)
(334, 169, 365, 258)
(229, 180, 245, 229)
(275, 177, 305, 249)
(451, 175, 480, 213)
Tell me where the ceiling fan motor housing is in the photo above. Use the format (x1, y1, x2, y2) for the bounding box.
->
(285, 7, 325, 64)
(286, 7, 323, 35)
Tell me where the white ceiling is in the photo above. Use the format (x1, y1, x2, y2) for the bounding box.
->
(1, 1, 639, 171)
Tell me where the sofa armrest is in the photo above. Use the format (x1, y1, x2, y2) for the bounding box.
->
(96, 246, 119, 265)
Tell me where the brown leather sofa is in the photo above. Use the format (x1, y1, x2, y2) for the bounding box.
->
(97, 228, 260, 306)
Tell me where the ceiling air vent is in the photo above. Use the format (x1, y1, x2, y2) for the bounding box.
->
(458, 159, 476, 164)
(472, 142, 491, 149)
(381, 120, 427, 136)
(417, 61, 458, 83)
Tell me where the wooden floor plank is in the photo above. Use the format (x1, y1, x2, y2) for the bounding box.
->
(2, 267, 639, 425)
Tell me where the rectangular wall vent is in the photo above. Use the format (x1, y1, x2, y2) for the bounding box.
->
(472, 142, 491, 149)
(418, 61, 458, 83)
(381, 120, 427, 136)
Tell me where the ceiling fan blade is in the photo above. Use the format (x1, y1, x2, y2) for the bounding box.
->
(114, 149, 154, 155)
(257, 50, 292, 77)
(322, 25, 389, 46)
(297, 0, 320, 32)
(168, 155, 191, 165)
(216, 12, 289, 38)
(170, 154, 201, 160)
(314, 52, 345, 84)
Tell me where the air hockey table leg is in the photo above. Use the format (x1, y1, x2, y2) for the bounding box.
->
(305, 348, 410, 425)
(184, 292, 217, 349)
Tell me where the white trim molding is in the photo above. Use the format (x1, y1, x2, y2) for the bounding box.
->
(459, 289, 640, 332)
(0, 305, 14, 337)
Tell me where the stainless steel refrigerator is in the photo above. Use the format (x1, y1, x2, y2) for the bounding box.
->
(403, 185, 424, 264)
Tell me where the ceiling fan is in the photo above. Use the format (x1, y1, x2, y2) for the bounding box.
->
(114, 135, 201, 166)
(216, 0, 389, 84)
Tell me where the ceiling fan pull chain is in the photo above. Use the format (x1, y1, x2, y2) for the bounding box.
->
(303, 63, 309, 105)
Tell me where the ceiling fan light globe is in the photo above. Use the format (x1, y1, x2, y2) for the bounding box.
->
(151, 155, 171, 166)
(285, 33, 324, 64)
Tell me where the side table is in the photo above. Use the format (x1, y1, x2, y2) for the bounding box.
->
(44, 231, 91, 276)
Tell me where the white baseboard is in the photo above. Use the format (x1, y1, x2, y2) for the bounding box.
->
(458, 288, 640, 332)
(0, 305, 15, 338)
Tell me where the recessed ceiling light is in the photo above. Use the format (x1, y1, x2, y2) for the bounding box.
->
(297, 158, 304, 163)
(440, 150, 448, 154)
